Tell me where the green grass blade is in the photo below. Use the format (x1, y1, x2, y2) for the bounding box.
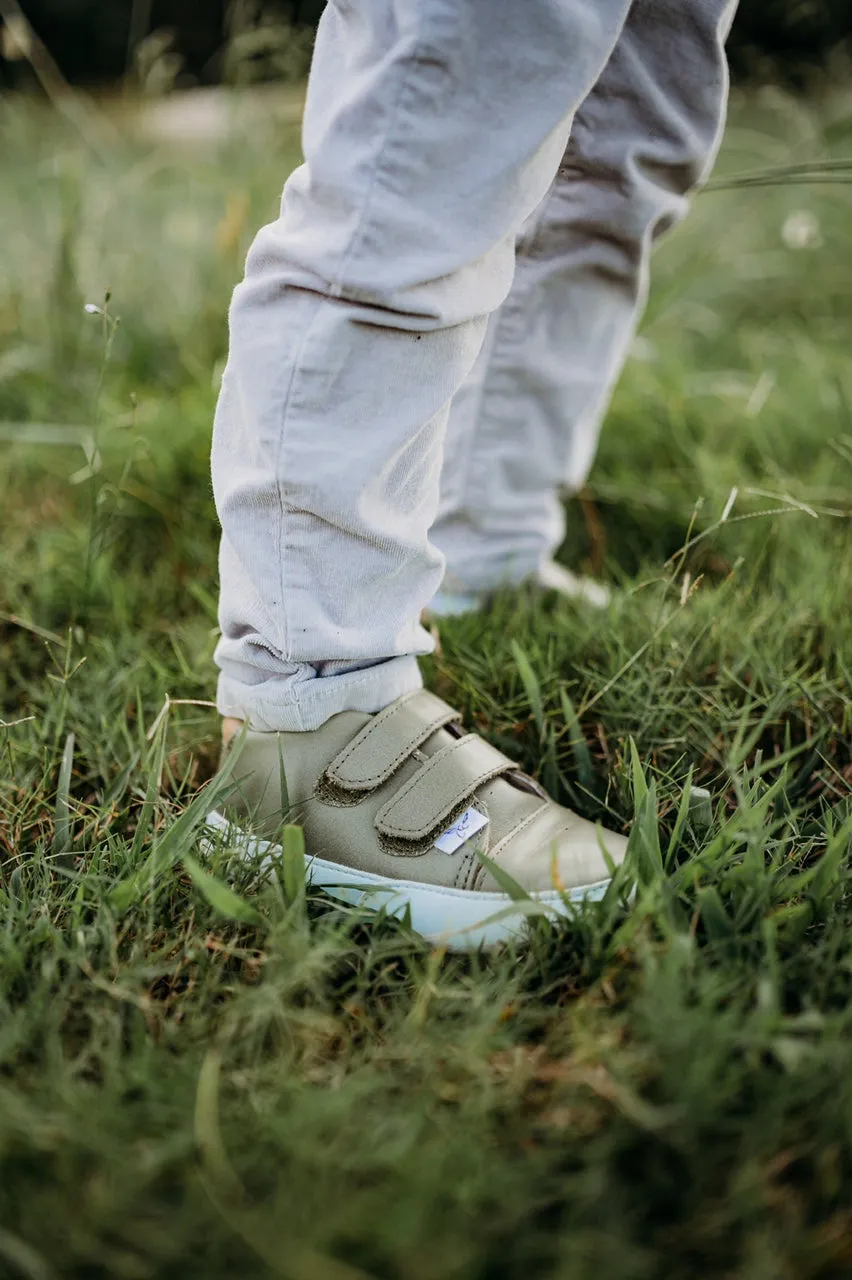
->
(511, 640, 545, 740)
(474, 849, 533, 902)
(110, 739, 245, 913)
(786, 818, 852, 904)
(183, 853, 264, 927)
(696, 886, 735, 941)
(626, 784, 663, 885)
(51, 731, 75, 858)
(130, 712, 168, 863)
(629, 737, 648, 808)
(665, 766, 695, 866)
(281, 824, 306, 903)
(559, 687, 594, 789)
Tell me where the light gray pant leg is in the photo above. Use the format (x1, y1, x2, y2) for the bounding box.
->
(432, 0, 738, 595)
(212, 0, 633, 730)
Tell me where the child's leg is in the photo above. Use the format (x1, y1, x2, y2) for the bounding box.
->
(212, 0, 634, 731)
(432, 0, 737, 597)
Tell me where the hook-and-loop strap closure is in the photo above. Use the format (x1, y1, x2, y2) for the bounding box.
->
(376, 734, 512, 843)
(323, 689, 461, 793)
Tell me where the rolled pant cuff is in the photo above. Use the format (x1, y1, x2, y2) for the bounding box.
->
(215, 655, 424, 732)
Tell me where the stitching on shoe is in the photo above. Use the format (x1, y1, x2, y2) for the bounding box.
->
(454, 850, 474, 889)
(327, 691, 457, 789)
(471, 800, 551, 890)
(331, 690, 418, 770)
(378, 794, 472, 857)
(454, 796, 490, 887)
(378, 737, 510, 840)
(377, 785, 488, 861)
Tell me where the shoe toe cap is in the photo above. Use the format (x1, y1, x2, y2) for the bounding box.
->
(476, 802, 628, 896)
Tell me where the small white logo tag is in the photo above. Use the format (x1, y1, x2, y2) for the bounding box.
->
(434, 807, 488, 855)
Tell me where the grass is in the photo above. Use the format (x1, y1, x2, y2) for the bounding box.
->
(1, 81, 852, 1279)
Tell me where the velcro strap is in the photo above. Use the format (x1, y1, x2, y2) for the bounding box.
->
(376, 734, 512, 842)
(324, 689, 460, 793)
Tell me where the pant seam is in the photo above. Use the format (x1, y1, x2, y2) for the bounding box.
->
(451, 216, 551, 520)
(274, 5, 453, 663)
(272, 290, 325, 667)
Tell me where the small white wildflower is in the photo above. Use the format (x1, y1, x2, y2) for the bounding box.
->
(84, 303, 102, 315)
(781, 210, 822, 251)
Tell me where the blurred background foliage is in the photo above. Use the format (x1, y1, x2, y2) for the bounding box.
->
(1, 0, 851, 93)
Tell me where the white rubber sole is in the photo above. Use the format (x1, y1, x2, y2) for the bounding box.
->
(203, 810, 611, 950)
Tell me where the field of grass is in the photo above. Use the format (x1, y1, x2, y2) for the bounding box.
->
(1, 83, 851, 1279)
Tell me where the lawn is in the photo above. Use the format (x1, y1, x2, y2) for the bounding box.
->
(1, 84, 851, 1279)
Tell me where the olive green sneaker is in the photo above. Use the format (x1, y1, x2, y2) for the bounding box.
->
(205, 689, 627, 949)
